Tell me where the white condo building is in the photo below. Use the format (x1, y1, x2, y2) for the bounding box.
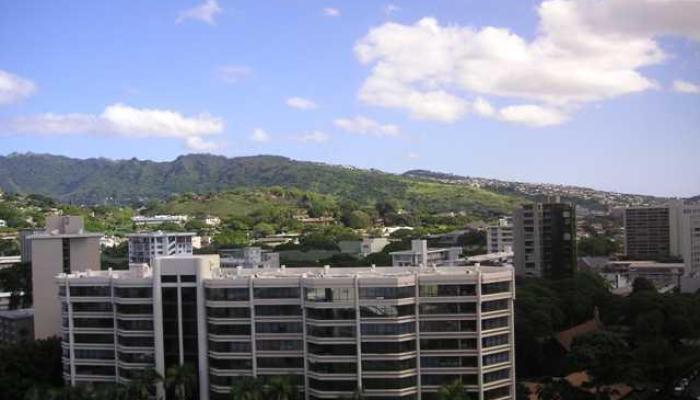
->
(127, 232, 195, 265)
(390, 240, 463, 267)
(57, 255, 515, 400)
(486, 218, 513, 254)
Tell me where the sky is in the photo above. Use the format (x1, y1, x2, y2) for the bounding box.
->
(0, 0, 698, 197)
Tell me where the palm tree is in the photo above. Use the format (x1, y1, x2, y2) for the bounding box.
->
(437, 380, 472, 400)
(165, 364, 197, 400)
(264, 376, 296, 400)
(126, 367, 163, 400)
(230, 376, 264, 400)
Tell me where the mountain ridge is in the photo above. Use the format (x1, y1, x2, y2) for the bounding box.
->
(0, 153, 668, 209)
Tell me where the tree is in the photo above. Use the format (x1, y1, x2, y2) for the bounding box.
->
(343, 210, 371, 229)
(632, 277, 656, 293)
(230, 376, 264, 400)
(569, 332, 636, 400)
(264, 376, 296, 400)
(0, 337, 63, 399)
(437, 380, 472, 400)
(126, 368, 162, 400)
(165, 364, 196, 400)
(214, 229, 249, 248)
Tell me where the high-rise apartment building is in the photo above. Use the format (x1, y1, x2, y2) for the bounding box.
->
(57, 255, 515, 400)
(513, 202, 576, 279)
(624, 201, 700, 276)
(127, 231, 195, 265)
(390, 240, 463, 267)
(486, 218, 513, 254)
(30, 215, 101, 339)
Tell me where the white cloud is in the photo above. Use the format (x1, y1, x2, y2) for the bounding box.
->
(176, 0, 222, 25)
(498, 105, 567, 127)
(355, 0, 700, 126)
(216, 65, 253, 84)
(297, 131, 329, 143)
(286, 97, 318, 110)
(323, 8, 340, 17)
(672, 80, 700, 94)
(472, 97, 495, 117)
(0, 70, 37, 105)
(251, 128, 271, 142)
(333, 116, 400, 137)
(7, 103, 224, 151)
(383, 4, 400, 16)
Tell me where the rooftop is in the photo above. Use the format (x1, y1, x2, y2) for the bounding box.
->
(0, 308, 34, 320)
(127, 231, 196, 238)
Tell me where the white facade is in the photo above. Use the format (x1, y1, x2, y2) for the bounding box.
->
(219, 247, 280, 269)
(486, 218, 513, 254)
(340, 238, 391, 257)
(57, 256, 516, 400)
(0, 219, 6, 228)
(127, 232, 194, 265)
(390, 240, 462, 267)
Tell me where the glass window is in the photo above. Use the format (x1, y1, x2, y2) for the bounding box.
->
(208, 340, 250, 353)
(482, 334, 509, 348)
(307, 343, 356, 356)
(118, 336, 155, 347)
(70, 286, 110, 297)
(73, 318, 114, 329)
(309, 379, 357, 392)
(419, 284, 475, 297)
(74, 349, 115, 360)
(205, 287, 249, 301)
(118, 352, 154, 364)
(114, 287, 152, 298)
(209, 358, 252, 370)
(257, 357, 303, 369)
(305, 287, 354, 302)
(207, 307, 250, 319)
(208, 323, 251, 336)
(307, 325, 355, 338)
(362, 359, 416, 371)
(309, 361, 356, 374)
(256, 340, 303, 351)
(482, 317, 509, 331)
(363, 376, 416, 390)
(116, 304, 152, 315)
(360, 304, 415, 318)
(74, 333, 114, 344)
(117, 319, 153, 331)
(72, 302, 113, 313)
(361, 322, 415, 336)
(482, 300, 509, 312)
(483, 368, 510, 383)
(255, 305, 301, 316)
(420, 338, 476, 351)
(361, 340, 415, 354)
(254, 287, 300, 299)
(484, 386, 510, 400)
(483, 351, 509, 366)
(358, 286, 414, 300)
(306, 308, 355, 320)
(421, 356, 476, 368)
(256, 322, 302, 334)
(75, 365, 115, 376)
(419, 303, 475, 315)
(482, 282, 510, 295)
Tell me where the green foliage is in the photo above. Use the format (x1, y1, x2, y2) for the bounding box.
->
(214, 229, 249, 248)
(165, 364, 196, 400)
(0, 337, 63, 400)
(343, 210, 372, 229)
(577, 235, 619, 257)
(437, 380, 472, 400)
(0, 262, 32, 309)
(0, 238, 19, 256)
(631, 277, 656, 293)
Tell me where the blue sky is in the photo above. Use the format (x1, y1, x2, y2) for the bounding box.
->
(0, 0, 698, 197)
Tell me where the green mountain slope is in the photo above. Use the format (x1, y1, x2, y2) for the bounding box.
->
(0, 153, 520, 218)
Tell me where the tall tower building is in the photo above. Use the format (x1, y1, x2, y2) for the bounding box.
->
(57, 256, 516, 400)
(127, 231, 195, 265)
(486, 217, 514, 253)
(624, 201, 700, 276)
(513, 202, 576, 279)
(30, 215, 101, 339)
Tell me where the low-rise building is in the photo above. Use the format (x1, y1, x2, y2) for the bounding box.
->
(0, 219, 6, 228)
(131, 215, 189, 226)
(127, 231, 194, 265)
(390, 239, 462, 267)
(600, 260, 685, 293)
(0, 308, 33, 344)
(219, 247, 279, 269)
(57, 256, 516, 400)
(339, 238, 391, 257)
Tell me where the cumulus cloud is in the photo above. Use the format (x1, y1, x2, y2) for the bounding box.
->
(672, 80, 700, 94)
(0, 70, 37, 105)
(498, 105, 568, 127)
(7, 103, 224, 151)
(286, 97, 318, 110)
(297, 131, 329, 143)
(333, 116, 400, 137)
(323, 8, 340, 17)
(354, 0, 700, 126)
(383, 4, 400, 16)
(216, 65, 253, 84)
(251, 128, 271, 142)
(176, 0, 222, 25)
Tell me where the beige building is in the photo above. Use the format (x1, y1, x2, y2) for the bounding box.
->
(30, 216, 101, 339)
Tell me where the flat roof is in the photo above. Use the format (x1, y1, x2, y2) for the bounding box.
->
(28, 232, 103, 240)
(127, 231, 196, 237)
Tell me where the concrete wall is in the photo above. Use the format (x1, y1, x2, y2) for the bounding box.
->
(32, 238, 63, 339)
